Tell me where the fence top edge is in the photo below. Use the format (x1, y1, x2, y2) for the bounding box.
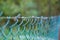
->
(0, 16, 58, 19)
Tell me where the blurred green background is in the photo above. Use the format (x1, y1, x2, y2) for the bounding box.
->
(0, 0, 60, 17)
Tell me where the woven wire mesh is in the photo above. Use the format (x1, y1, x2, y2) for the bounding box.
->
(0, 12, 60, 40)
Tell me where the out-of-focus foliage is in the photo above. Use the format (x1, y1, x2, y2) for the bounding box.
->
(0, 0, 21, 16)
(0, 0, 59, 16)
(34, 0, 59, 16)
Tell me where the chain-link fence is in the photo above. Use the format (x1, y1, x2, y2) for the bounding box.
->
(0, 12, 60, 40)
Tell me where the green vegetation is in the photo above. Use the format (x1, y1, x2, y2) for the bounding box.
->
(0, 0, 59, 17)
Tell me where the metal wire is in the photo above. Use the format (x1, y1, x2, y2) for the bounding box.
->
(0, 11, 60, 40)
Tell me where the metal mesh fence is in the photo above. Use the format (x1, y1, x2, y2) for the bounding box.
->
(0, 12, 60, 40)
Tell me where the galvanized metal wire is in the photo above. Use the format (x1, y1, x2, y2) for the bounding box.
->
(0, 11, 60, 40)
